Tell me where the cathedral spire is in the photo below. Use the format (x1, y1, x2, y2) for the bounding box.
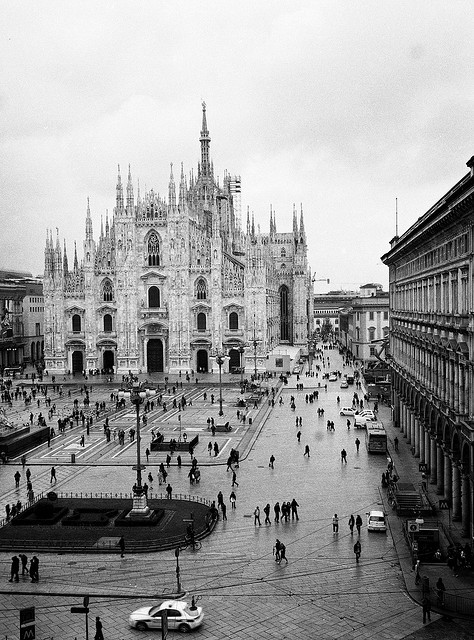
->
(199, 101, 211, 178)
(299, 203, 306, 241)
(116, 164, 124, 210)
(251, 212, 255, 237)
(246, 206, 250, 235)
(179, 162, 186, 208)
(63, 239, 69, 274)
(126, 164, 134, 213)
(169, 162, 176, 208)
(100, 214, 104, 239)
(293, 203, 298, 237)
(86, 197, 93, 241)
(73, 241, 79, 271)
(269, 205, 274, 235)
(105, 210, 109, 237)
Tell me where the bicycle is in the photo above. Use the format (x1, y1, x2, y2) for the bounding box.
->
(180, 536, 202, 551)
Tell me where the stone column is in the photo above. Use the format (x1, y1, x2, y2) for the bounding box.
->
(452, 464, 462, 521)
(454, 360, 460, 414)
(423, 430, 430, 468)
(419, 422, 425, 463)
(436, 444, 444, 494)
(461, 474, 471, 538)
(430, 438, 437, 484)
(444, 453, 452, 501)
(414, 416, 420, 458)
(406, 408, 412, 444)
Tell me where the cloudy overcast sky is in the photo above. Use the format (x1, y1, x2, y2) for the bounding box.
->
(1, 0, 473, 290)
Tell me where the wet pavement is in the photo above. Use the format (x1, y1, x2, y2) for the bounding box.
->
(0, 353, 473, 639)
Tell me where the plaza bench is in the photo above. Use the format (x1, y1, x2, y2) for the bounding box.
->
(150, 434, 199, 453)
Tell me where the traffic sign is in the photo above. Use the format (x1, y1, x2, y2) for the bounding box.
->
(418, 463, 428, 472)
(70, 607, 89, 614)
(20, 607, 35, 640)
(439, 499, 451, 510)
(407, 521, 420, 533)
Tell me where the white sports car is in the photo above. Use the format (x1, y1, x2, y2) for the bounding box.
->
(129, 599, 204, 633)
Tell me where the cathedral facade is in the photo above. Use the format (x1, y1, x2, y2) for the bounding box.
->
(43, 105, 312, 375)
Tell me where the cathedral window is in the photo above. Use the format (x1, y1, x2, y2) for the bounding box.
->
(368, 327, 375, 342)
(197, 312, 207, 331)
(281, 248, 286, 257)
(102, 280, 113, 302)
(103, 314, 112, 332)
(147, 233, 160, 266)
(229, 312, 239, 330)
(72, 314, 81, 332)
(196, 279, 207, 300)
(148, 286, 160, 308)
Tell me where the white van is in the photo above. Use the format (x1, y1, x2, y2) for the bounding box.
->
(367, 510, 387, 532)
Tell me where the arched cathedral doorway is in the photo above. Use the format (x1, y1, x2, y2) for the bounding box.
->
(280, 285, 290, 341)
(72, 351, 84, 374)
(103, 350, 114, 372)
(147, 339, 164, 372)
(197, 349, 208, 373)
(228, 348, 240, 373)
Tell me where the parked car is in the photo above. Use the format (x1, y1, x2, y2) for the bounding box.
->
(340, 407, 356, 416)
(340, 380, 348, 389)
(354, 414, 377, 428)
(367, 510, 387, 532)
(328, 374, 337, 382)
(129, 600, 204, 632)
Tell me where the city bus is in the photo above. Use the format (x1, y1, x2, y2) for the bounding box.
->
(365, 422, 387, 454)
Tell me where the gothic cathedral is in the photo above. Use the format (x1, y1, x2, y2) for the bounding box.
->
(43, 105, 312, 375)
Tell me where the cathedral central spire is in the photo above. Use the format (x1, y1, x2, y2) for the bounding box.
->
(200, 101, 211, 178)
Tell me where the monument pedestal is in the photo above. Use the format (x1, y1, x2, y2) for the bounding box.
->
(128, 489, 151, 519)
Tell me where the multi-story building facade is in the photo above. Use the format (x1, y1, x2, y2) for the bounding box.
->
(23, 281, 44, 367)
(0, 270, 44, 372)
(381, 156, 474, 539)
(338, 284, 389, 366)
(43, 105, 312, 375)
(312, 291, 355, 338)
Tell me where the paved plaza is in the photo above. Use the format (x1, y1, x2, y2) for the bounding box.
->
(0, 351, 473, 639)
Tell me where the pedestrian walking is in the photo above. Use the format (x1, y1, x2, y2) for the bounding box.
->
(422, 596, 431, 624)
(355, 438, 360, 452)
(394, 436, 399, 452)
(119, 535, 125, 558)
(213, 442, 219, 457)
(50, 466, 56, 483)
(14, 471, 21, 488)
(19, 553, 28, 575)
(166, 453, 171, 467)
(348, 514, 355, 534)
(341, 449, 347, 463)
(273, 539, 288, 564)
(297, 430, 302, 443)
(264, 503, 271, 524)
(304, 444, 310, 457)
(166, 483, 173, 499)
(356, 514, 362, 535)
(94, 616, 104, 640)
(347, 419, 351, 429)
(80, 434, 85, 446)
(290, 498, 299, 520)
(221, 502, 227, 520)
(232, 470, 239, 487)
(177, 455, 182, 467)
(9, 555, 20, 582)
(229, 491, 236, 509)
(207, 441, 212, 455)
(269, 454, 275, 469)
(436, 577, 446, 606)
(274, 501, 281, 523)
(332, 514, 339, 533)
(145, 447, 150, 462)
(354, 540, 361, 562)
(254, 506, 261, 526)
(25, 468, 31, 482)
(29, 556, 39, 582)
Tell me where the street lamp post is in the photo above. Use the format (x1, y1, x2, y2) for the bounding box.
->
(253, 335, 258, 379)
(118, 381, 156, 518)
(215, 352, 225, 417)
(238, 345, 245, 387)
